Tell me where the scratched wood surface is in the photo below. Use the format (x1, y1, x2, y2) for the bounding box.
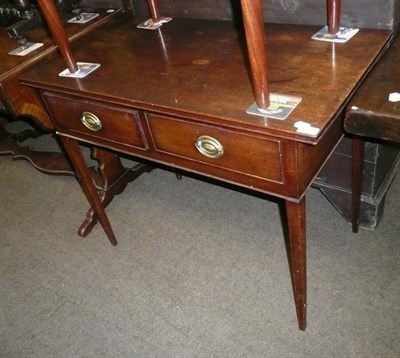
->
(20, 17, 391, 144)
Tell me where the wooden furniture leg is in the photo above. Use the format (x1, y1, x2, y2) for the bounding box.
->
(239, 0, 270, 109)
(146, 0, 161, 21)
(285, 198, 307, 331)
(78, 147, 154, 237)
(327, 0, 341, 34)
(60, 137, 118, 245)
(36, 0, 78, 73)
(351, 138, 365, 233)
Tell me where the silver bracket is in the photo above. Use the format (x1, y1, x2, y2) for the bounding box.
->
(137, 17, 172, 30)
(59, 62, 100, 78)
(68, 12, 100, 24)
(8, 42, 43, 56)
(312, 26, 359, 43)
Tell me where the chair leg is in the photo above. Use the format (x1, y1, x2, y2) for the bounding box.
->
(351, 138, 364, 233)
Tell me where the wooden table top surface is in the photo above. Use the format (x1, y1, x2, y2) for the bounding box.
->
(345, 34, 400, 143)
(20, 16, 392, 144)
(0, 8, 124, 80)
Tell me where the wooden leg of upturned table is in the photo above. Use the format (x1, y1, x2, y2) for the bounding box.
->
(285, 198, 307, 331)
(60, 136, 118, 246)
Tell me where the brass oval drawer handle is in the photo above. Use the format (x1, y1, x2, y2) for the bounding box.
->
(80, 111, 102, 132)
(195, 135, 224, 159)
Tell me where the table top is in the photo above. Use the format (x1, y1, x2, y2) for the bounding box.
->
(345, 34, 400, 143)
(0, 8, 124, 81)
(20, 16, 392, 144)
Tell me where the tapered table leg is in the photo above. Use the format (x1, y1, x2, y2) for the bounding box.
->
(351, 138, 364, 233)
(60, 136, 117, 246)
(285, 198, 307, 331)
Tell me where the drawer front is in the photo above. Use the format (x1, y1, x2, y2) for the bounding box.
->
(147, 114, 283, 183)
(43, 93, 148, 149)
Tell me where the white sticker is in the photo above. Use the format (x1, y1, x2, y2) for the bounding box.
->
(294, 121, 320, 136)
(388, 92, 400, 102)
(294, 121, 311, 129)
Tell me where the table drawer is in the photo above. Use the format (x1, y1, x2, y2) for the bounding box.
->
(147, 114, 283, 183)
(43, 92, 148, 150)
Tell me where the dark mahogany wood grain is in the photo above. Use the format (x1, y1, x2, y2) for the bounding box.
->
(19, 14, 391, 331)
(60, 136, 118, 246)
(0, 8, 126, 175)
(1, 8, 125, 120)
(286, 198, 307, 331)
(146, 0, 161, 21)
(239, 0, 270, 109)
(20, 17, 391, 144)
(0, 7, 145, 237)
(327, 0, 341, 34)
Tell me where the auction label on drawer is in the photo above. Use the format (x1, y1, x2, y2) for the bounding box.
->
(246, 93, 302, 120)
